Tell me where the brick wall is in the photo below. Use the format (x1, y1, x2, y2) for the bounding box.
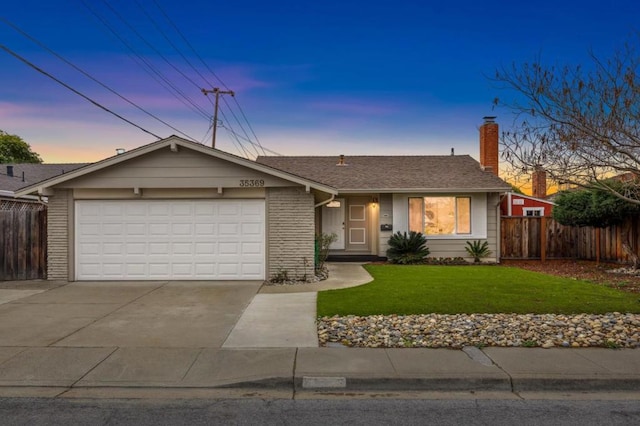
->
(479, 119, 499, 176)
(532, 168, 547, 198)
(266, 187, 316, 280)
(47, 189, 70, 281)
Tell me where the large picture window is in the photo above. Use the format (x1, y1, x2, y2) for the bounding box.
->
(409, 197, 471, 235)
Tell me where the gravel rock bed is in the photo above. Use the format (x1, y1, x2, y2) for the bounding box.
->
(318, 313, 640, 349)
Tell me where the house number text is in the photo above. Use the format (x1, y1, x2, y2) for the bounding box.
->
(239, 179, 265, 187)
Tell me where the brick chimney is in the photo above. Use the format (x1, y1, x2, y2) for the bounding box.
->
(479, 116, 499, 176)
(532, 167, 547, 198)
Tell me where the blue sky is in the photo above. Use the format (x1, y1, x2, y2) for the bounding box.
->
(1, 0, 638, 163)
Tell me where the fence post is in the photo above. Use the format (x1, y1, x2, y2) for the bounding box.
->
(595, 227, 601, 264)
(540, 216, 546, 262)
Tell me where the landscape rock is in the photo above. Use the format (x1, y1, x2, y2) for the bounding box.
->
(317, 313, 640, 349)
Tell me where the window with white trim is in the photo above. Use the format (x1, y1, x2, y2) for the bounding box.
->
(523, 207, 544, 217)
(409, 196, 471, 235)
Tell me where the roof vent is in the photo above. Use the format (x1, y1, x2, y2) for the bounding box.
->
(6, 165, 13, 177)
(451, 148, 454, 156)
(336, 154, 348, 166)
(116, 148, 126, 155)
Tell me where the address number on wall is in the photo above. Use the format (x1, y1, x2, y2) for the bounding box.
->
(239, 179, 265, 187)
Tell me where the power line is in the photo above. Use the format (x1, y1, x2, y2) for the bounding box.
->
(0, 16, 199, 142)
(150, 0, 229, 90)
(220, 96, 260, 157)
(0, 44, 161, 139)
(80, 0, 211, 120)
(149, 0, 267, 155)
(133, 0, 213, 89)
(232, 97, 266, 155)
(98, 0, 208, 103)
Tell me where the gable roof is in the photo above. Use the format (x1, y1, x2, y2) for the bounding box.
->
(508, 192, 556, 205)
(256, 155, 512, 192)
(0, 163, 89, 192)
(14, 136, 337, 197)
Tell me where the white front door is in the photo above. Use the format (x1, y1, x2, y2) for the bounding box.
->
(321, 198, 345, 249)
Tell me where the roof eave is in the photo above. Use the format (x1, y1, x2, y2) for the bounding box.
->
(335, 187, 513, 193)
(14, 137, 338, 197)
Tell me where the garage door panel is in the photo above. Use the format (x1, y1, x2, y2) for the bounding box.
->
(76, 200, 265, 280)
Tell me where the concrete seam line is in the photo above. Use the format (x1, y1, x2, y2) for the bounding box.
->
(384, 349, 399, 375)
(480, 348, 515, 393)
(180, 347, 205, 382)
(462, 346, 494, 366)
(68, 346, 119, 389)
(292, 347, 298, 398)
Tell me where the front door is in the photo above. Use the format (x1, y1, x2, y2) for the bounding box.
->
(321, 198, 345, 249)
(346, 197, 370, 251)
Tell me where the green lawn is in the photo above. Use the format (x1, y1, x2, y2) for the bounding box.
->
(317, 265, 640, 316)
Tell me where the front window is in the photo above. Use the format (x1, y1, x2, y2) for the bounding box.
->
(409, 197, 471, 235)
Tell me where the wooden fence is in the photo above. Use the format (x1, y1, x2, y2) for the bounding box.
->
(500, 216, 640, 262)
(0, 210, 47, 280)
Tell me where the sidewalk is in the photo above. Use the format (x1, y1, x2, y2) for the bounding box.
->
(0, 346, 638, 397)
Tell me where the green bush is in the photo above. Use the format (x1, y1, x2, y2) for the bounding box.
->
(465, 240, 492, 263)
(315, 232, 338, 272)
(386, 231, 430, 264)
(553, 186, 640, 228)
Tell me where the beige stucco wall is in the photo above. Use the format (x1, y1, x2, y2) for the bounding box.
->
(266, 187, 316, 280)
(58, 147, 296, 189)
(47, 188, 71, 281)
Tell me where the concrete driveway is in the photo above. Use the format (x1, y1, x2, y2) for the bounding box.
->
(0, 281, 262, 348)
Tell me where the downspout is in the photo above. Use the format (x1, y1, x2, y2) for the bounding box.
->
(315, 194, 335, 208)
(496, 192, 509, 263)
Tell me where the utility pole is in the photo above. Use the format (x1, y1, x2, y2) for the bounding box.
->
(201, 87, 235, 148)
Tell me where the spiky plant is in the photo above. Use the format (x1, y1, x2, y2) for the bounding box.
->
(465, 240, 492, 263)
(386, 231, 430, 264)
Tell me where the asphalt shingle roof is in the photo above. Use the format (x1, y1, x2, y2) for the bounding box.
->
(0, 163, 89, 192)
(256, 155, 511, 191)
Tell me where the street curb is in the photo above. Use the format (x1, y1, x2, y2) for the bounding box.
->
(294, 377, 512, 392)
(510, 378, 640, 392)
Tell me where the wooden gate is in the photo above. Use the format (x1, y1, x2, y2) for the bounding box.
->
(0, 210, 47, 280)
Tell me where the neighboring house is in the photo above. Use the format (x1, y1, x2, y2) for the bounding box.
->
(0, 163, 88, 211)
(500, 168, 555, 217)
(15, 118, 511, 282)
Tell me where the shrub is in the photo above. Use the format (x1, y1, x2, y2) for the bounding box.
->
(315, 232, 338, 272)
(553, 186, 640, 228)
(386, 231, 430, 264)
(465, 240, 492, 263)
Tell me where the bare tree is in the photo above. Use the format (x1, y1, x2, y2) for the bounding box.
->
(493, 37, 640, 204)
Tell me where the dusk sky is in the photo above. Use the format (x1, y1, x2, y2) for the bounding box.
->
(1, 0, 638, 166)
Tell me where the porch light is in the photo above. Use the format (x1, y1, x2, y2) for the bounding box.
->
(327, 200, 341, 208)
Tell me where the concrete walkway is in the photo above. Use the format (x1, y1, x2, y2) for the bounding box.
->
(258, 262, 373, 294)
(222, 262, 373, 348)
(223, 293, 318, 347)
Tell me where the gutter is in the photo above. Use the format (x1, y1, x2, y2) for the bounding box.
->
(315, 194, 335, 208)
(1, 190, 41, 202)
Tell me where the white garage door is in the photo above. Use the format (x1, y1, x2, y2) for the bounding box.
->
(75, 200, 265, 280)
